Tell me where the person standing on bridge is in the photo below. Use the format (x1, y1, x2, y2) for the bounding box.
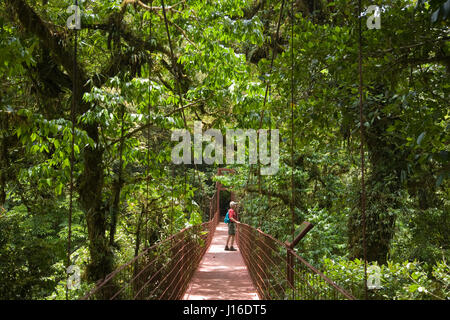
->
(225, 201, 238, 251)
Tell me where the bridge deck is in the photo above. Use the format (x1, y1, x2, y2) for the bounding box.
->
(183, 222, 259, 300)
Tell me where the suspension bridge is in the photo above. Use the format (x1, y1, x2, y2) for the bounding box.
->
(81, 182, 355, 300)
(72, 0, 362, 301)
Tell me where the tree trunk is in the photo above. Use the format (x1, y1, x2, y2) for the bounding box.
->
(109, 105, 125, 246)
(78, 124, 113, 281)
(0, 114, 8, 207)
(348, 88, 405, 264)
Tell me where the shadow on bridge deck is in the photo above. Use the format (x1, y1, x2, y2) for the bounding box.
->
(183, 222, 259, 300)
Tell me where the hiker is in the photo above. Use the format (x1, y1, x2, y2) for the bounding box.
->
(225, 201, 238, 251)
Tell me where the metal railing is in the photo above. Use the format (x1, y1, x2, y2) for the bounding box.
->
(81, 193, 219, 300)
(237, 222, 355, 300)
(81, 189, 354, 300)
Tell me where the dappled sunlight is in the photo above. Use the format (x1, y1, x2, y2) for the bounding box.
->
(184, 223, 259, 300)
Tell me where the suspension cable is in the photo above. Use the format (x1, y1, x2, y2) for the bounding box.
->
(145, 0, 153, 249)
(259, 0, 286, 127)
(161, 0, 186, 126)
(161, 0, 187, 234)
(257, 0, 286, 228)
(290, 0, 295, 243)
(357, 0, 368, 300)
(161, 0, 209, 224)
(66, 0, 78, 300)
(266, 86, 272, 226)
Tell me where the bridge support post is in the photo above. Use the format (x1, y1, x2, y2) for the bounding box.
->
(286, 249, 294, 299)
(285, 222, 314, 300)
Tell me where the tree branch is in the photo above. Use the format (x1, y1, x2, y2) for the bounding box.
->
(134, 0, 187, 12)
(246, 185, 291, 207)
(107, 98, 206, 145)
(5, 0, 87, 106)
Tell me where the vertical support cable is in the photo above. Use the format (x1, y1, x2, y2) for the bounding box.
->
(288, 0, 295, 300)
(257, 0, 285, 228)
(146, 0, 153, 248)
(162, 0, 209, 225)
(110, 105, 125, 246)
(171, 166, 175, 237)
(290, 0, 295, 244)
(67, 0, 78, 300)
(161, 0, 186, 126)
(161, 0, 180, 237)
(161, 0, 192, 231)
(267, 86, 272, 225)
(184, 164, 187, 215)
(357, 0, 368, 300)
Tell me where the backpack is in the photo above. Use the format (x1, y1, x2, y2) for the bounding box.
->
(224, 210, 230, 224)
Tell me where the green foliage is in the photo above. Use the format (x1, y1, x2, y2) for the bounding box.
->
(391, 206, 449, 265)
(0, 205, 66, 299)
(322, 258, 449, 300)
(296, 206, 349, 263)
(0, 0, 448, 300)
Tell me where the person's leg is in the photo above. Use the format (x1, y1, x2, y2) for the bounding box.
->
(226, 223, 236, 250)
(230, 235, 235, 247)
(225, 235, 230, 250)
(229, 223, 237, 250)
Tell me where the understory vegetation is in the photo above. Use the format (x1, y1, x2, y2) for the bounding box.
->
(0, 0, 448, 299)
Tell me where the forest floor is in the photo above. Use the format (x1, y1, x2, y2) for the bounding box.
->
(183, 222, 259, 300)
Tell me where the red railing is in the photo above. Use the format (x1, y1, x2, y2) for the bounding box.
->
(82, 189, 354, 300)
(237, 222, 355, 300)
(81, 193, 219, 300)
